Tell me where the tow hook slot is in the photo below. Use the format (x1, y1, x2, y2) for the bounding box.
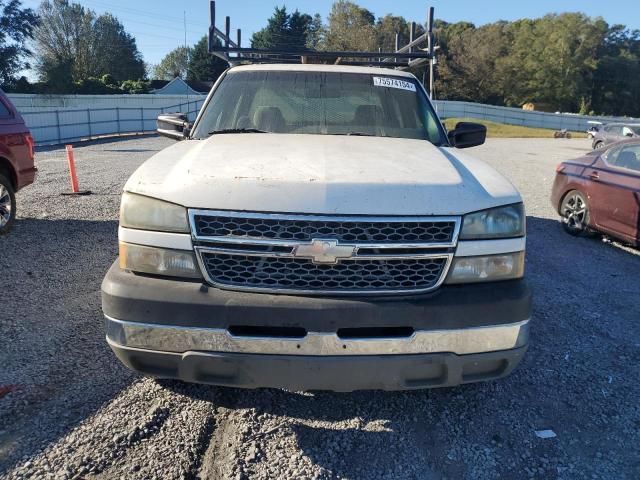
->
(337, 327, 415, 339)
(228, 326, 307, 339)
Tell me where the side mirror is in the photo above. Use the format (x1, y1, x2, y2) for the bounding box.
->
(448, 122, 487, 149)
(157, 113, 190, 141)
(624, 132, 633, 138)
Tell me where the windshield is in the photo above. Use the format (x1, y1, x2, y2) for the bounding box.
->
(192, 70, 446, 144)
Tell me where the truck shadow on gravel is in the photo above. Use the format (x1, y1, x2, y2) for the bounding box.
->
(0, 218, 137, 473)
(160, 216, 640, 478)
(34, 133, 162, 153)
(2, 216, 639, 478)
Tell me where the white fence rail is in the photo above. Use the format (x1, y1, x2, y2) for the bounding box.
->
(433, 100, 639, 132)
(7, 93, 203, 111)
(22, 98, 205, 146)
(14, 94, 639, 147)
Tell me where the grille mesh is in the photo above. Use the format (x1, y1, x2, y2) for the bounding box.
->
(201, 252, 448, 292)
(194, 215, 455, 244)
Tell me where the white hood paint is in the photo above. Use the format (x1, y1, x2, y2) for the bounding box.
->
(125, 134, 521, 216)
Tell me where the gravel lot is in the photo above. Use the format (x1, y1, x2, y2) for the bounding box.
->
(1, 135, 639, 479)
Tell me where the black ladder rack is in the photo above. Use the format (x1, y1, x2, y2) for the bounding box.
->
(207, 1, 436, 70)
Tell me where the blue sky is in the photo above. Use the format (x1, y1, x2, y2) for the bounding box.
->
(20, 0, 640, 69)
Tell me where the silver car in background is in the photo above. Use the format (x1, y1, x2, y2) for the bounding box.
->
(592, 123, 640, 149)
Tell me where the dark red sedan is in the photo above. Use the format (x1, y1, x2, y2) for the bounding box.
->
(551, 139, 640, 246)
(0, 88, 35, 235)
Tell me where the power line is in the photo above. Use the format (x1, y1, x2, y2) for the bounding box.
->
(98, 15, 205, 35)
(79, 0, 210, 30)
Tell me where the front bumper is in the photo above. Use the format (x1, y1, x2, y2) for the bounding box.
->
(109, 341, 527, 392)
(102, 261, 532, 391)
(17, 166, 37, 190)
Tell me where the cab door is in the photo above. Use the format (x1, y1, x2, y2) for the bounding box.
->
(587, 144, 640, 243)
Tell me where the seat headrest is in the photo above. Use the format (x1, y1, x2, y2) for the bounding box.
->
(353, 105, 383, 125)
(253, 106, 286, 133)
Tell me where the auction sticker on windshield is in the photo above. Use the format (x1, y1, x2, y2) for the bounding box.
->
(373, 77, 417, 92)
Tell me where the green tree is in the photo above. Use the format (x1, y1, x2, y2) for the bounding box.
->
(0, 0, 38, 85)
(153, 46, 190, 80)
(591, 25, 640, 116)
(376, 15, 410, 52)
(324, 1, 376, 51)
(305, 14, 325, 49)
(93, 13, 145, 82)
(251, 6, 314, 51)
(434, 20, 475, 53)
(120, 79, 150, 94)
(289, 11, 314, 49)
(33, 0, 144, 89)
(187, 36, 227, 82)
(252, 6, 288, 49)
(432, 14, 639, 115)
(436, 22, 511, 105)
(499, 14, 606, 111)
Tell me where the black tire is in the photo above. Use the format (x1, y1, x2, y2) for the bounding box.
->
(0, 174, 16, 235)
(566, 133, 572, 139)
(594, 141, 605, 150)
(560, 190, 593, 237)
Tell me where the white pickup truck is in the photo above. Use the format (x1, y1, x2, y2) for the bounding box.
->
(102, 64, 531, 391)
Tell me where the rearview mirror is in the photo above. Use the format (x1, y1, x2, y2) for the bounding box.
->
(448, 122, 487, 149)
(157, 113, 190, 141)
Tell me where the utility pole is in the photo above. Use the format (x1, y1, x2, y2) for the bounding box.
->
(427, 6, 435, 99)
(184, 11, 190, 104)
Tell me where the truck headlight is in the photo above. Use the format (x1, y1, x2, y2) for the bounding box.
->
(445, 252, 524, 284)
(120, 192, 189, 233)
(460, 204, 525, 240)
(119, 242, 201, 279)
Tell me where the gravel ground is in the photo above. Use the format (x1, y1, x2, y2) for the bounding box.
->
(1, 135, 639, 479)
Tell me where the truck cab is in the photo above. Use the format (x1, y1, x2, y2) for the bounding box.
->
(102, 64, 531, 391)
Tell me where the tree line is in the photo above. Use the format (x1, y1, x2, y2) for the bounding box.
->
(248, 2, 640, 117)
(0, 0, 227, 94)
(1, 0, 147, 93)
(0, 0, 638, 117)
(435, 15, 640, 116)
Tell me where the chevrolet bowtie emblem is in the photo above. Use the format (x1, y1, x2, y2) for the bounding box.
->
(294, 239, 356, 264)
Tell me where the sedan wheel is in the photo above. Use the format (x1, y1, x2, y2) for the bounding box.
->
(560, 191, 591, 236)
(0, 175, 16, 235)
(594, 142, 605, 150)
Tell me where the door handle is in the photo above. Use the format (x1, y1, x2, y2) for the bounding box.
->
(589, 171, 600, 181)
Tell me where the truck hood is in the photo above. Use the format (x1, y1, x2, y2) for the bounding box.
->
(125, 134, 521, 215)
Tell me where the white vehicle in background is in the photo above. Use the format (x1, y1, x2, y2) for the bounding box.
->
(102, 64, 531, 391)
(587, 121, 603, 139)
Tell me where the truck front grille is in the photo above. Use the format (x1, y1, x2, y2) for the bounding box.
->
(193, 214, 456, 244)
(190, 210, 460, 296)
(200, 252, 448, 293)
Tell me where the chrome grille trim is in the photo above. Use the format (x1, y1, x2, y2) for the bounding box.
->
(189, 210, 461, 295)
(190, 209, 460, 248)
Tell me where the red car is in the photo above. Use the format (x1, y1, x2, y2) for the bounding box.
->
(551, 139, 640, 246)
(0, 88, 35, 235)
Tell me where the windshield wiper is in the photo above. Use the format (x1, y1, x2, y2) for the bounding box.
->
(209, 128, 268, 135)
(346, 132, 376, 137)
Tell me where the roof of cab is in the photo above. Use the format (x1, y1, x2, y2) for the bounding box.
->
(228, 63, 417, 78)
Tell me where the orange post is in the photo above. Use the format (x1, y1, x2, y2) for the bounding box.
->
(65, 145, 79, 193)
